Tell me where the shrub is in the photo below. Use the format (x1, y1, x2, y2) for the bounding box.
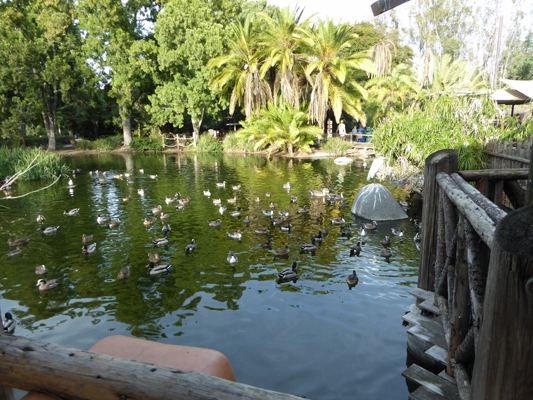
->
(0, 147, 70, 180)
(93, 135, 123, 151)
(222, 133, 252, 152)
(76, 140, 94, 150)
(320, 137, 353, 156)
(130, 137, 163, 151)
(195, 134, 222, 153)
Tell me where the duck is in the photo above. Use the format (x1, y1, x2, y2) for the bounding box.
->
(329, 215, 345, 225)
(139, 169, 144, 174)
(213, 198, 222, 205)
(243, 216, 251, 225)
(181, 197, 191, 205)
(117, 266, 130, 280)
(99, 177, 106, 183)
(143, 218, 157, 226)
(215, 181, 226, 187)
(219, 205, 227, 215)
(36, 278, 61, 291)
(316, 213, 324, 223)
(232, 185, 241, 191)
(300, 239, 317, 252)
(3, 312, 16, 334)
(149, 174, 157, 179)
(153, 232, 169, 246)
(160, 211, 171, 220)
(297, 205, 309, 214)
(148, 253, 161, 264)
(309, 188, 329, 197)
(261, 237, 273, 248)
(278, 210, 290, 218)
(82, 243, 97, 255)
(280, 223, 292, 232)
(36, 215, 46, 223)
(415, 241, 421, 252)
(271, 217, 284, 226)
(273, 245, 290, 257)
(328, 192, 345, 200)
(147, 262, 172, 276)
(227, 251, 238, 264)
(347, 270, 359, 285)
(391, 228, 404, 238)
(359, 227, 367, 236)
(124, 172, 131, 178)
(7, 238, 29, 247)
(152, 205, 163, 214)
(165, 196, 176, 205)
(203, 189, 211, 197)
(326, 198, 337, 205)
(226, 230, 242, 240)
(269, 202, 276, 210)
(35, 265, 48, 275)
(262, 209, 273, 217)
(412, 219, 420, 230)
(399, 200, 410, 208)
(68, 178, 74, 187)
(254, 226, 270, 235)
(40, 226, 59, 235)
(6, 248, 22, 257)
(208, 219, 221, 228)
(108, 219, 121, 228)
(254, 196, 261, 203)
(82, 234, 93, 243)
(278, 261, 297, 279)
(322, 226, 329, 237)
(265, 192, 271, 198)
(312, 231, 324, 242)
(338, 202, 349, 209)
(363, 221, 378, 230)
(175, 201, 185, 211)
(64, 209, 80, 216)
(185, 239, 197, 253)
(350, 242, 362, 256)
(138, 189, 145, 196)
(229, 207, 241, 217)
(414, 232, 421, 243)
(380, 246, 392, 258)
(341, 226, 352, 236)
(381, 235, 392, 247)
(123, 196, 132, 201)
(290, 195, 298, 203)
(96, 215, 110, 223)
(283, 182, 291, 189)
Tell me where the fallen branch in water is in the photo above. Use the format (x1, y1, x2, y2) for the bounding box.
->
(0, 175, 61, 200)
(1, 152, 44, 190)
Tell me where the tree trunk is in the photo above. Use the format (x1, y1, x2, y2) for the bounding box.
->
(191, 107, 205, 148)
(119, 104, 132, 148)
(42, 110, 57, 151)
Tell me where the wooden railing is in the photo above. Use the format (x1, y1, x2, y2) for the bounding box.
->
(418, 150, 533, 400)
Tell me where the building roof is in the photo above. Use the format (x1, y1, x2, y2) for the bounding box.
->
(491, 89, 530, 105)
(501, 79, 533, 99)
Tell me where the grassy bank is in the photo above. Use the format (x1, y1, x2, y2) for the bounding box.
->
(0, 147, 70, 181)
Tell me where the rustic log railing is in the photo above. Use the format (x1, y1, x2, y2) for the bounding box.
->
(419, 149, 533, 400)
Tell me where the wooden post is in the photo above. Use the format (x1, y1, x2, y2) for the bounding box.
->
(471, 205, 533, 400)
(419, 150, 459, 291)
(526, 142, 533, 205)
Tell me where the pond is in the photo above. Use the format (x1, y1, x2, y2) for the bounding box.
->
(1, 153, 421, 399)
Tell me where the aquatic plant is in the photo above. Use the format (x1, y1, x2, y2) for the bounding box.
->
(320, 137, 353, 156)
(0, 147, 69, 181)
(222, 133, 254, 152)
(195, 134, 222, 153)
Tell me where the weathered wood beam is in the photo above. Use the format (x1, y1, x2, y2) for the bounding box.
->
(451, 173, 507, 223)
(455, 328, 475, 364)
(434, 194, 447, 298)
(526, 144, 533, 205)
(452, 359, 472, 400)
(0, 335, 303, 400)
(436, 172, 496, 248)
(459, 168, 529, 181)
(503, 180, 525, 209)
(484, 151, 530, 164)
(371, 0, 411, 16)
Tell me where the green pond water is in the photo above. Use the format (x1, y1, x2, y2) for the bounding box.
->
(1, 153, 421, 399)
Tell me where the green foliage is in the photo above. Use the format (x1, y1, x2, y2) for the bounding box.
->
(373, 96, 496, 170)
(320, 138, 353, 156)
(195, 134, 222, 153)
(0, 147, 69, 180)
(237, 101, 323, 156)
(92, 135, 123, 151)
(130, 137, 163, 152)
(23, 135, 72, 148)
(499, 115, 533, 142)
(222, 133, 254, 152)
(75, 140, 94, 150)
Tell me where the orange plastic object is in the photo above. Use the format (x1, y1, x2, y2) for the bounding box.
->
(21, 335, 236, 400)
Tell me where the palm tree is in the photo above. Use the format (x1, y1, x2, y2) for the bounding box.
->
(208, 16, 272, 120)
(298, 20, 375, 129)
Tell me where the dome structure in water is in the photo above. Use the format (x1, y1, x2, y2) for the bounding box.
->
(351, 183, 408, 221)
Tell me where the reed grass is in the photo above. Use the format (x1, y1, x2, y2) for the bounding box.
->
(320, 137, 353, 156)
(195, 134, 222, 153)
(0, 147, 70, 181)
(222, 133, 254, 152)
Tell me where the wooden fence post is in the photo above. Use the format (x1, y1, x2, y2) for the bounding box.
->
(526, 143, 533, 205)
(419, 150, 459, 291)
(471, 205, 533, 400)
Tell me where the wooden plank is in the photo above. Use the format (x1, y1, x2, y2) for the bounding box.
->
(409, 386, 449, 400)
(419, 299, 441, 316)
(484, 150, 530, 164)
(402, 364, 459, 399)
(408, 323, 448, 350)
(459, 168, 529, 181)
(409, 288, 435, 302)
(425, 345, 448, 369)
(403, 312, 443, 333)
(438, 370, 456, 385)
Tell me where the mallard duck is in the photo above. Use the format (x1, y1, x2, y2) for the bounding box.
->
(297, 205, 309, 214)
(213, 198, 222, 205)
(160, 211, 171, 220)
(309, 188, 329, 197)
(153, 232, 169, 246)
(415, 241, 421, 252)
(322, 226, 329, 237)
(7, 238, 29, 247)
(359, 227, 367, 236)
(278, 261, 297, 279)
(254, 196, 261, 203)
(347, 270, 359, 285)
(175, 201, 185, 210)
(152, 205, 163, 214)
(290, 195, 298, 203)
(350, 242, 362, 256)
(98, 177, 106, 183)
(36, 215, 46, 223)
(341, 226, 352, 236)
(271, 217, 284, 226)
(108, 219, 121, 228)
(181, 197, 191, 205)
(261, 237, 273, 248)
(381, 235, 392, 247)
(227, 197, 237, 204)
(149, 174, 157, 179)
(227, 250, 238, 264)
(36, 278, 61, 291)
(300, 239, 317, 252)
(414, 232, 421, 243)
(147, 262, 171, 276)
(226, 230, 242, 240)
(269, 202, 276, 210)
(380, 246, 392, 258)
(40, 226, 59, 235)
(243, 216, 251, 225)
(165, 196, 176, 205)
(264, 192, 271, 198)
(117, 266, 130, 280)
(138, 189, 145, 196)
(232, 185, 241, 191)
(326, 198, 337, 205)
(219, 205, 227, 215)
(283, 182, 291, 189)
(363, 221, 378, 230)
(273, 245, 290, 257)
(68, 178, 75, 187)
(124, 172, 131, 178)
(123, 196, 132, 201)
(329, 215, 345, 225)
(203, 189, 211, 196)
(329, 192, 345, 200)
(80, 234, 93, 244)
(64, 209, 80, 216)
(391, 228, 404, 237)
(3, 312, 16, 334)
(143, 218, 157, 226)
(35, 265, 48, 275)
(6, 248, 22, 257)
(338, 202, 349, 209)
(278, 210, 290, 218)
(139, 169, 144, 174)
(312, 231, 323, 242)
(229, 207, 241, 217)
(2, 187, 14, 197)
(280, 223, 292, 232)
(255, 227, 269, 235)
(399, 200, 410, 208)
(215, 181, 226, 187)
(148, 253, 161, 264)
(185, 239, 196, 253)
(262, 209, 273, 217)
(96, 215, 110, 223)
(316, 213, 324, 223)
(208, 219, 221, 228)
(82, 243, 97, 255)
(412, 219, 420, 230)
